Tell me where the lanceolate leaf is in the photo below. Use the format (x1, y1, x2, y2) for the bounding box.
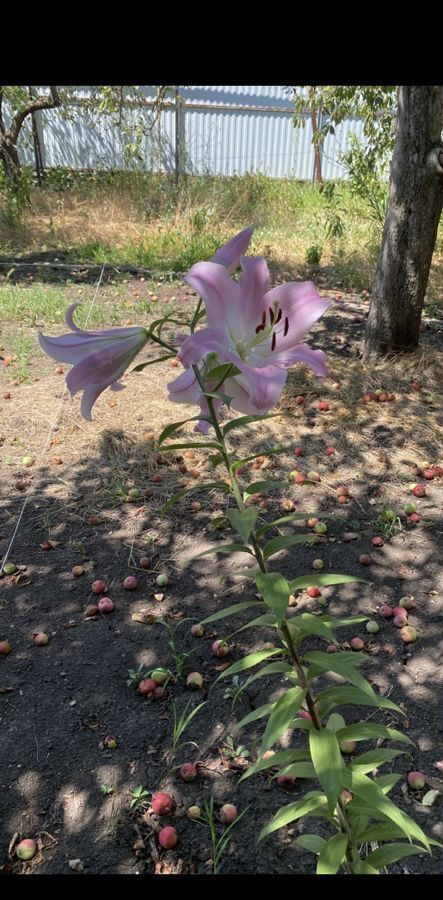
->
(239, 749, 311, 782)
(255, 572, 290, 622)
(336, 723, 414, 746)
(198, 600, 262, 626)
(218, 649, 284, 680)
(157, 416, 204, 445)
(204, 362, 241, 381)
(294, 834, 326, 855)
(243, 480, 289, 499)
(316, 832, 348, 875)
(189, 543, 254, 560)
(261, 687, 306, 751)
(289, 574, 367, 591)
(222, 413, 281, 436)
(161, 441, 223, 452)
(160, 481, 230, 513)
(309, 728, 344, 812)
(364, 843, 426, 869)
(275, 762, 316, 779)
(259, 794, 329, 841)
(326, 713, 347, 733)
(132, 354, 176, 371)
(232, 612, 278, 635)
(255, 513, 315, 537)
(349, 771, 431, 851)
(242, 661, 292, 691)
(316, 686, 404, 717)
(263, 534, 318, 560)
(226, 507, 259, 542)
(298, 613, 337, 644)
(351, 860, 380, 875)
(232, 701, 277, 732)
(350, 749, 406, 774)
(304, 650, 378, 700)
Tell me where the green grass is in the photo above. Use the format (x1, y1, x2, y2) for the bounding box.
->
(8, 334, 33, 383)
(0, 285, 108, 327)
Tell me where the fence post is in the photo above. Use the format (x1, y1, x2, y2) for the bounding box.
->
(174, 86, 181, 185)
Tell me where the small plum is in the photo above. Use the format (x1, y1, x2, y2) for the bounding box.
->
(72, 565, 85, 577)
(139, 557, 151, 569)
(359, 554, 372, 566)
(326, 644, 338, 653)
(191, 623, 204, 637)
(371, 536, 384, 547)
(400, 626, 417, 643)
(412, 484, 426, 497)
(366, 620, 380, 634)
(104, 735, 117, 749)
(312, 558, 324, 570)
(153, 686, 168, 701)
(187, 805, 201, 820)
(158, 826, 178, 849)
(350, 637, 364, 651)
(97, 597, 114, 614)
(393, 615, 408, 628)
(317, 401, 330, 411)
(340, 740, 357, 754)
(307, 470, 321, 482)
(280, 499, 295, 512)
(407, 771, 426, 790)
(92, 579, 106, 594)
(186, 672, 203, 689)
(294, 396, 304, 405)
(325, 446, 335, 456)
(313, 522, 327, 534)
(156, 573, 169, 587)
(16, 839, 37, 861)
(191, 500, 202, 511)
(0, 640, 11, 655)
(408, 513, 420, 524)
(404, 502, 417, 515)
(151, 792, 174, 816)
(123, 575, 138, 590)
(306, 517, 319, 528)
(336, 485, 349, 497)
(212, 639, 229, 657)
(33, 632, 49, 646)
(337, 494, 349, 504)
(294, 447, 304, 457)
(138, 678, 156, 696)
(277, 775, 295, 789)
(84, 604, 98, 618)
(180, 763, 197, 782)
(307, 586, 321, 598)
(151, 668, 169, 684)
(378, 605, 393, 619)
(219, 804, 238, 824)
(399, 596, 414, 610)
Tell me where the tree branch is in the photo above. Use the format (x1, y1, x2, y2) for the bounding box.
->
(9, 86, 61, 143)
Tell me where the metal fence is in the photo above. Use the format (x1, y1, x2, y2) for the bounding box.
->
(15, 86, 368, 181)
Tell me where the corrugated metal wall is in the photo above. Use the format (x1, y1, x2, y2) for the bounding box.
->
(14, 86, 369, 180)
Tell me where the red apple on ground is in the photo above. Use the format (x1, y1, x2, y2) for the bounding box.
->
(359, 554, 372, 566)
(0, 640, 11, 654)
(180, 763, 197, 782)
(98, 597, 114, 613)
(219, 804, 238, 824)
(158, 826, 178, 849)
(123, 575, 138, 590)
(378, 605, 393, 619)
(351, 637, 365, 651)
(16, 839, 37, 861)
(92, 579, 106, 594)
(307, 586, 321, 598)
(138, 678, 156, 696)
(151, 792, 174, 815)
(212, 639, 229, 657)
(186, 672, 203, 689)
(407, 771, 426, 789)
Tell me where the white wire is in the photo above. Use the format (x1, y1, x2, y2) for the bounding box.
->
(0, 265, 106, 574)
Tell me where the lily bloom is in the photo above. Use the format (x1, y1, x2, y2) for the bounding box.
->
(168, 256, 330, 417)
(38, 304, 150, 420)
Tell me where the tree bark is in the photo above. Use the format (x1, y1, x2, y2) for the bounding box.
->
(0, 87, 61, 190)
(363, 86, 443, 359)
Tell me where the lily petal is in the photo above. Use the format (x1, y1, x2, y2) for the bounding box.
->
(167, 367, 202, 404)
(263, 282, 331, 349)
(271, 343, 329, 377)
(178, 328, 230, 368)
(238, 256, 271, 337)
(184, 262, 240, 337)
(212, 225, 253, 273)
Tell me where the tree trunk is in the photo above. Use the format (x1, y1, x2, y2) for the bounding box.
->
(363, 86, 443, 359)
(0, 135, 22, 187)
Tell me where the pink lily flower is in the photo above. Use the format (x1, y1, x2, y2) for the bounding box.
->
(168, 256, 330, 418)
(38, 304, 150, 420)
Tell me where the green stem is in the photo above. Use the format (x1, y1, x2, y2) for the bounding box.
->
(148, 330, 177, 353)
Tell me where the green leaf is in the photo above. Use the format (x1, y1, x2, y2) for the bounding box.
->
(226, 507, 259, 542)
(218, 649, 284, 680)
(243, 661, 292, 691)
(298, 613, 337, 644)
(309, 728, 344, 812)
(261, 687, 306, 751)
(263, 534, 318, 560)
(322, 615, 369, 629)
(243, 480, 289, 499)
(222, 413, 281, 436)
(294, 834, 326, 855)
(160, 481, 230, 513)
(157, 416, 202, 445)
(259, 794, 329, 841)
(351, 860, 380, 875)
(365, 843, 426, 868)
(326, 713, 346, 733)
(355, 823, 407, 843)
(304, 650, 378, 700)
(208, 454, 223, 469)
(275, 762, 316, 779)
(289, 574, 367, 591)
(204, 362, 241, 381)
(336, 723, 414, 746)
(198, 600, 262, 626)
(232, 701, 277, 732)
(349, 771, 430, 851)
(316, 686, 403, 717)
(189, 543, 254, 560)
(373, 773, 403, 794)
(350, 749, 405, 774)
(255, 513, 314, 537)
(232, 612, 278, 635)
(161, 441, 223, 452)
(422, 789, 441, 807)
(316, 832, 348, 874)
(132, 353, 176, 371)
(255, 572, 290, 622)
(239, 749, 311, 782)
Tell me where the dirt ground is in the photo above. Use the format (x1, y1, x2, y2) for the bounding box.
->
(1, 280, 443, 876)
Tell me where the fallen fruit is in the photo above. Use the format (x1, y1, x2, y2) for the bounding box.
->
(91, 580, 106, 594)
(123, 575, 138, 590)
(0, 640, 11, 655)
(371, 536, 384, 548)
(294, 396, 304, 405)
(317, 401, 330, 411)
(350, 637, 364, 651)
(313, 522, 327, 534)
(311, 558, 324, 570)
(180, 763, 197, 782)
(191, 623, 204, 637)
(306, 517, 319, 528)
(2, 562, 17, 575)
(407, 771, 426, 789)
(359, 554, 372, 566)
(366, 620, 380, 634)
(336, 485, 349, 497)
(151, 668, 169, 685)
(325, 446, 335, 456)
(153, 686, 168, 701)
(152, 792, 174, 816)
(186, 672, 203, 689)
(212, 639, 229, 657)
(191, 500, 202, 511)
(277, 775, 295, 789)
(326, 644, 338, 653)
(187, 805, 201, 820)
(33, 632, 49, 646)
(307, 470, 321, 482)
(280, 499, 295, 512)
(16, 839, 37, 861)
(158, 826, 178, 849)
(88, 515, 100, 526)
(400, 626, 417, 643)
(404, 502, 417, 515)
(412, 484, 426, 498)
(423, 469, 434, 480)
(22, 456, 35, 468)
(307, 586, 321, 598)
(378, 605, 393, 619)
(139, 557, 151, 569)
(104, 735, 117, 749)
(84, 604, 98, 618)
(156, 574, 169, 587)
(399, 596, 414, 610)
(219, 804, 238, 824)
(393, 614, 408, 628)
(97, 597, 114, 613)
(294, 447, 304, 457)
(408, 513, 420, 524)
(340, 740, 357, 754)
(138, 678, 156, 695)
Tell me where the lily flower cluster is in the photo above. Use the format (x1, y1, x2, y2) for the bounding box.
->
(39, 227, 330, 425)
